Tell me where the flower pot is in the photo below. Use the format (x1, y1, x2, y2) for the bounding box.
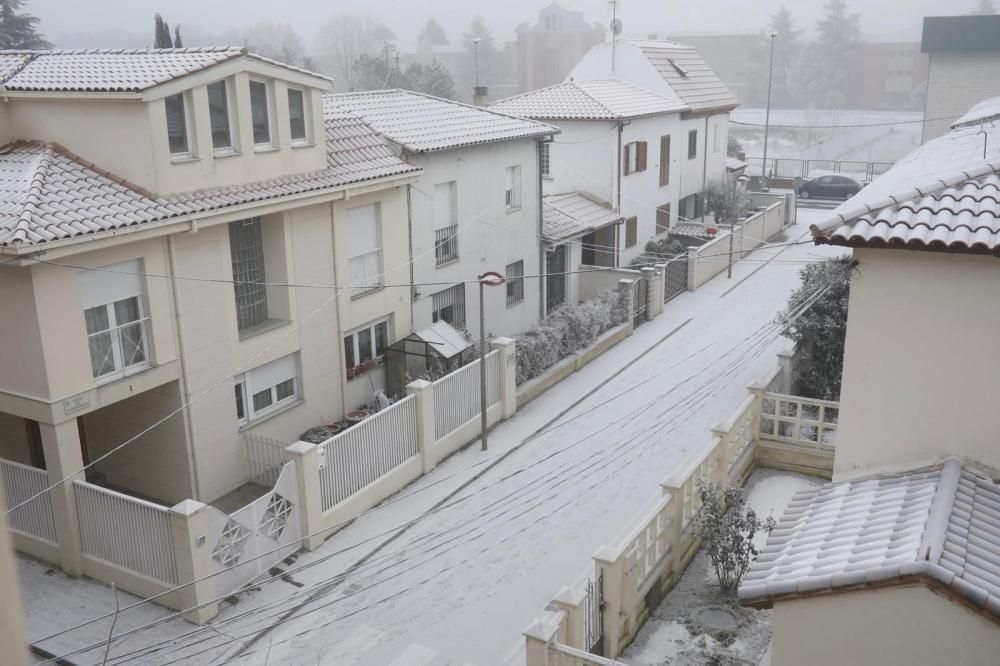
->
(706, 226, 718, 236)
(346, 410, 370, 424)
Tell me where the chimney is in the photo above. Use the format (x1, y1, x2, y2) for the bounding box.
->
(473, 85, 489, 106)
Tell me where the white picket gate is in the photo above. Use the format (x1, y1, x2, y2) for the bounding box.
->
(74, 480, 178, 584)
(207, 460, 302, 598)
(432, 350, 501, 439)
(1, 458, 57, 544)
(317, 395, 419, 512)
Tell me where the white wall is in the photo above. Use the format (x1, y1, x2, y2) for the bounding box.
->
(924, 51, 1000, 142)
(771, 585, 1000, 666)
(835, 249, 1000, 479)
(544, 120, 618, 203)
(410, 140, 543, 338)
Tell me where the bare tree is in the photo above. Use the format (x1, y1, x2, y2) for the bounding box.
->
(239, 21, 306, 66)
(314, 14, 396, 91)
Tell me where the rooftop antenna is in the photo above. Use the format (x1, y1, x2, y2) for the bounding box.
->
(979, 120, 989, 159)
(609, 0, 623, 71)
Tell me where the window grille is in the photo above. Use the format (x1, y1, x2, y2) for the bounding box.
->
(435, 225, 459, 265)
(506, 260, 524, 306)
(229, 218, 269, 331)
(432, 284, 466, 328)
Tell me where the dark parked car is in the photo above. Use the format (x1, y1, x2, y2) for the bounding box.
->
(796, 175, 862, 200)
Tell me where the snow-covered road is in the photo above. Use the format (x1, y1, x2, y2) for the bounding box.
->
(51, 210, 843, 666)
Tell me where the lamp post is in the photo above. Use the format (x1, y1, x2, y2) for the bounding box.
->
(727, 174, 750, 279)
(761, 31, 777, 191)
(473, 37, 481, 88)
(478, 272, 505, 451)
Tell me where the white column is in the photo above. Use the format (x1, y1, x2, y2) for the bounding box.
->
(168, 499, 218, 624)
(523, 619, 554, 666)
(38, 420, 84, 576)
(641, 266, 661, 319)
(617, 279, 635, 335)
(406, 379, 437, 473)
(687, 246, 699, 291)
(593, 546, 626, 658)
(551, 584, 586, 649)
(286, 441, 324, 551)
(491, 337, 518, 419)
(0, 476, 30, 666)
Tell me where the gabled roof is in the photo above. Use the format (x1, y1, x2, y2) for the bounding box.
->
(812, 113, 1000, 255)
(323, 89, 557, 153)
(490, 79, 687, 121)
(542, 192, 623, 242)
(0, 110, 418, 248)
(0, 47, 330, 94)
(952, 96, 1000, 129)
(628, 40, 739, 113)
(739, 459, 1000, 622)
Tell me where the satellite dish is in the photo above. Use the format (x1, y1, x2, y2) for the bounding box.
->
(610, 18, 623, 35)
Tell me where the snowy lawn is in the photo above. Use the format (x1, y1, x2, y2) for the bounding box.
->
(620, 468, 823, 666)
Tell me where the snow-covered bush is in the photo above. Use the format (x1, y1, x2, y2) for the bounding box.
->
(695, 481, 775, 596)
(629, 238, 687, 268)
(704, 179, 751, 226)
(779, 256, 855, 400)
(514, 289, 627, 384)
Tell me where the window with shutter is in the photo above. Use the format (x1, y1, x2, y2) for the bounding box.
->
(636, 141, 648, 172)
(346, 204, 382, 290)
(656, 204, 671, 234)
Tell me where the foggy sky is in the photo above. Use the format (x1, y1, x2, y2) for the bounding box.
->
(31, 0, 965, 50)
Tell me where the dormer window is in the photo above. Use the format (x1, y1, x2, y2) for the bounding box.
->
(249, 80, 272, 147)
(287, 88, 308, 144)
(207, 80, 234, 152)
(165, 93, 191, 156)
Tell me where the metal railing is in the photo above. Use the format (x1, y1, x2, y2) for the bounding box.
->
(747, 157, 894, 183)
(243, 432, 289, 487)
(432, 350, 501, 439)
(75, 480, 178, 584)
(435, 225, 459, 265)
(758, 391, 839, 451)
(0, 458, 56, 543)
(317, 395, 419, 511)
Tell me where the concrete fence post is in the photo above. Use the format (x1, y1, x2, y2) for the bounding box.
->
(747, 382, 768, 445)
(641, 266, 661, 319)
(551, 583, 587, 649)
(524, 618, 557, 666)
(593, 548, 626, 657)
(776, 349, 794, 394)
(168, 499, 218, 624)
(660, 480, 687, 578)
(491, 337, 518, 419)
(617, 279, 635, 335)
(38, 420, 84, 577)
(285, 441, 324, 551)
(406, 379, 436, 473)
(686, 246, 699, 291)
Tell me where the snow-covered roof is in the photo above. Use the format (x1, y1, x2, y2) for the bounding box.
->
(0, 110, 418, 248)
(952, 96, 1000, 129)
(726, 157, 748, 172)
(628, 40, 740, 113)
(490, 79, 687, 121)
(323, 90, 557, 153)
(812, 114, 1000, 255)
(414, 321, 470, 359)
(0, 47, 330, 93)
(542, 192, 623, 242)
(739, 459, 1000, 621)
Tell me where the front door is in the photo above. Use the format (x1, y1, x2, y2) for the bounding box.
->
(546, 246, 567, 313)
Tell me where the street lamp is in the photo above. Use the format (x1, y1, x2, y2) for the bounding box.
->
(761, 31, 777, 191)
(727, 174, 750, 279)
(473, 37, 482, 88)
(478, 271, 505, 451)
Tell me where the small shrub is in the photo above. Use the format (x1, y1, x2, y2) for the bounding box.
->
(629, 238, 687, 268)
(694, 481, 775, 596)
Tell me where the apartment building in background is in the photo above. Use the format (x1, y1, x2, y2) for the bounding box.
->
(324, 90, 557, 339)
(514, 1, 606, 94)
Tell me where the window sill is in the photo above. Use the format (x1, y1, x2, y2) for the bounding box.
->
(290, 140, 314, 149)
(350, 286, 384, 301)
(435, 258, 460, 268)
(94, 362, 154, 387)
(238, 318, 292, 341)
(254, 145, 280, 154)
(213, 149, 241, 159)
(170, 154, 199, 164)
(346, 358, 385, 382)
(239, 398, 304, 432)
(505, 206, 522, 215)
(542, 175, 554, 181)
(506, 300, 524, 309)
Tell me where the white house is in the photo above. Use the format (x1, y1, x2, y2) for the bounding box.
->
(738, 96, 1000, 665)
(324, 90, 557, 339)
(491, 39, 736, 269)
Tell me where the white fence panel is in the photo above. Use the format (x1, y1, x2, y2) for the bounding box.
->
(74, 480, 177, 585)
(318, 395, 419, 512)
(208, 461, 301, 598)
(244, 432, 289, 487)
(0, 458, 56, 543)
(759, 392, 839, 451)
(432, 350, 501, 440)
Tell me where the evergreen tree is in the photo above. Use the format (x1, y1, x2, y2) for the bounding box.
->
(0, 0, 52, 49)
(765, 5, 802, 107)
(417, 18, 448, 50)
(790, 0, 862, 109)
(154, 13, 173, 48)
(409, 59, 456, 99)
(352, 46, 409, 91)
(173, 25, 183, 48)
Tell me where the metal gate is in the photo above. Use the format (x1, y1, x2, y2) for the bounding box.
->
(663, 252, 688, 303)
(584, 572, 604, 654)
(633, 278, 649, 327)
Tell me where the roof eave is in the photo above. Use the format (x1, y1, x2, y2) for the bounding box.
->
(0, 89, 143, 99)
(402, 129, 561, 154)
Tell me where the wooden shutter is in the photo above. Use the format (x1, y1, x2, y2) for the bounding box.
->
(656, 204, 671, 234)
(659, 135, 670, 186)
(636, 142, 648, 172)
(623, 143, 632, 175)
(626, 217, 638, 248)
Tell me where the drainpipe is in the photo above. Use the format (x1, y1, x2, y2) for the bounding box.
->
(167, 232, 202, 501)
(538, 137, 546, 321)
(406, 182, 415, 329)
(330, 199, 350, 419)
(615, 120, 625, 267)
(701, 114, 710, 227)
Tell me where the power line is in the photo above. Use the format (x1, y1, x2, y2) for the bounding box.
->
(729, 114, 955, 130)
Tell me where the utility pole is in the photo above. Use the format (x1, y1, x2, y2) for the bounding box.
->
(761, 31, 777, 191)
(478, 272, 505, 451)
(727, 174, 749, 279)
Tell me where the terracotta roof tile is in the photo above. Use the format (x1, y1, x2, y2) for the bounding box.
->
(490, 79, 687, 121)
(542, 192, 623, 242)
